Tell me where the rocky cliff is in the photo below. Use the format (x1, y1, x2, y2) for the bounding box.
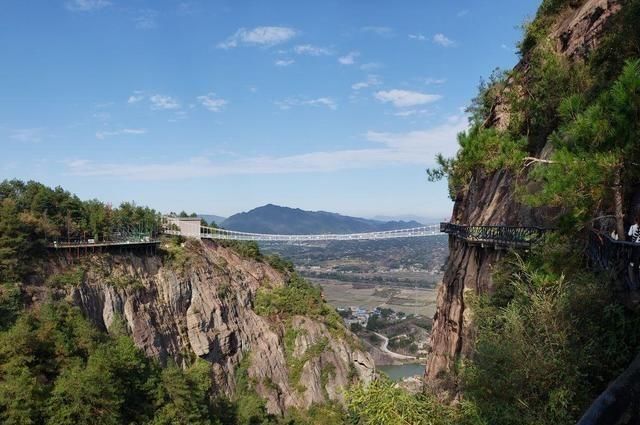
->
(425, 0, 623, 390)
(30, 239, 374, 415)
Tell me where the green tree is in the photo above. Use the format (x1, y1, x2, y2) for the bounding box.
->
(46, 360, 123, 425)
(151, 360, 220, 425)
(0, 199, 32, 281)
(526, 59, 640, 234)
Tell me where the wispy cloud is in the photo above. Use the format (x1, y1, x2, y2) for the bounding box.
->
(408, 33, 426, 41)
(11, 128, 44, 143)
(134, 9, 158, 29)
(65, 0, 111, 12)
(96, 128, 147, 140)
(149, 94, 180, 110)
(197, 93, 227, 112)
(217, 26, 297, 49)
(338, 51, 359, 65)
(433, 33, 455, 47)
(457, 9, 470, 17)
(275, 59, 295, 67)
(128, 91, 145, 104)
(275, 97, 337, 110)
(352, 75, 381, 90)
(293, 44, 331, 56)
(423, 77, 447, 85)
(93, 111, 111, 121)
(360, 62, 382, 71)
(177, 2, 195, 16)
(65, 116, 467, 180)
(361, 26, 393, 37)
(374, 89, 442, 108)
(392, 109, 431, 117)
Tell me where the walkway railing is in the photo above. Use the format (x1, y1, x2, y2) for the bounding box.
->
(587, 230, 640, 291)
(439, 222, 547, 248)
(48, 238, 160, 249)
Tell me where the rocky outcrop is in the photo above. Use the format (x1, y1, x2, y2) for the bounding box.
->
(36, 240, 374, 415)
(424, 0, 623, 389)
(425, 170, 531, 392)
(551, 0, 622, 59)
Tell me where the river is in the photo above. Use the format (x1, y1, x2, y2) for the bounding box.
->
(378, 363, 425, 381)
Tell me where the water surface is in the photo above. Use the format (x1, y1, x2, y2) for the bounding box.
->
(378, 363, 424, 381)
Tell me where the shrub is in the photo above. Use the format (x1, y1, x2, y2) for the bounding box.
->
(463, 243, 640, 425)
(347, 377, 485, 425)
(47, 267, 86, 288)
(254, 274, 344, 335)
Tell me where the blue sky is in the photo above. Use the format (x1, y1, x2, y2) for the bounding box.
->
(1, 0, 540, 220)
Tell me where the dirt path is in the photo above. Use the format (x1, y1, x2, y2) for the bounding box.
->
(373, 332, 418, 360)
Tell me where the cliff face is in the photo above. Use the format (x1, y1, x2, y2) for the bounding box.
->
(425, 0, 622, 388)
(33, 240, 374, 415)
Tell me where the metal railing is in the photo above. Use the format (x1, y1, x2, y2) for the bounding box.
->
(587, 230, 640, 291)
(47, 230, 159, 249)
(439, 222, 547, 248)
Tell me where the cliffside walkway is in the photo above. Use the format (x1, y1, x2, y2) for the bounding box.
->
(439, 222, 547, 249)
(163, 216, 444, 242)
(587, 230, 640, 291)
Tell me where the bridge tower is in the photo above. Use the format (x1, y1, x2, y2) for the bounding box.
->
(165, 217, 202, 239)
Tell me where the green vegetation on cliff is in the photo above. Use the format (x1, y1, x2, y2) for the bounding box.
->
(0, 302, 223, 425)
(463, 243, 640, 425)
(0, 180, 159, 282)
(255, 273, 344, 335)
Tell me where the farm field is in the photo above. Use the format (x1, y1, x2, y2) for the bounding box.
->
(312, 279, 439, 317)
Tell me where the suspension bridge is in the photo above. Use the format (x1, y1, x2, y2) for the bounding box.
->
(162, 216, 443, 242)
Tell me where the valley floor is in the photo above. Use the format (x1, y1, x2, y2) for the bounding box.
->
(313, 279, 438, 317)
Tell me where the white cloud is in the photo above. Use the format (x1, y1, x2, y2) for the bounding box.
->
(361, 26, 393, 37)
(408, 33, 426, 41)
(424, 77, 446, 85)
(392, 109, 430, 117)
(433, 33, 455, 47)
(374, 89, 442, 108)
(197, 93, 227, 112)
(275, 97, 337, 110)
(134, 9, 158, 29)
(275, 59, 295, 67)
(65, 0, 111, 12)
(352, 75, 381, 90)
(96, 128, 147, 140)
(217, 26, 297, 49)
(338, 51, 359, 65)
(293, 44, 331, 56)
(149, 94, 180, 110)
(10, 128, 43, 143)
(457, 9, 469, 17)
(360, 62, 381, 71)
(65, 116, 468, 180)
(127, 91, 145, 104)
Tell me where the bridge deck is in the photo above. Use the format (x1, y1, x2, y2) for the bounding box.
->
(162, 217, 444, 241)
(48, 240, 160, 249)
(440, 222, 547, 249)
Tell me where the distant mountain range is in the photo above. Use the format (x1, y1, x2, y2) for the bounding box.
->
(219, 204, 423, 235)
(198, 214, 227, 226)
(369, 215, 436, 224)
